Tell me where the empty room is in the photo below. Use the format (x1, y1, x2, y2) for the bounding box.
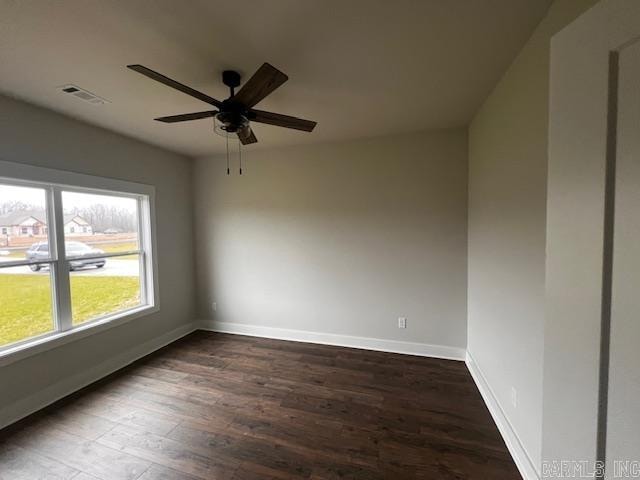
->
(0, 1, 638, 479)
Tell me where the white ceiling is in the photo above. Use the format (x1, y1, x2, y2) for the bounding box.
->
(0, 0, 552, 157)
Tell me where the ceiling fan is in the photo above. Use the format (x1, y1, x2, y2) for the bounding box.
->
(127, 62, 317, 145)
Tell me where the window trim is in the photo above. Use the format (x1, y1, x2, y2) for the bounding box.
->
(0, 159, 159, 367)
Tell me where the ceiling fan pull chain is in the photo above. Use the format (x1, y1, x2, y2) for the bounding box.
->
(239, 140, 243, 175)
(226, 133, 230, 175)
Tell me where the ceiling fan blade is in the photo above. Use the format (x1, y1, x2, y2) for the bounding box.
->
(127, 64, 223, 108)
(154, 111, 217, 123)
(233, 63, 288, 108)
(237, 127, 258, 145)
(250, 109, 317, 132)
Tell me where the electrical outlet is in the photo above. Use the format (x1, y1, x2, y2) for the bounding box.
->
(510, 387, 517, 408)
(398, 317, 407, 329)
(211, 302, 217, 312)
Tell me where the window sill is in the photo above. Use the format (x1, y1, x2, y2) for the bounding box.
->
(0, 304, 159, 367)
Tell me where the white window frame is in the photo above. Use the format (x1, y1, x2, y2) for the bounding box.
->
(0, 160, 159, 366)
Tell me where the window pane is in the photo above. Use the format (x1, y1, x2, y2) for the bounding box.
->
(0, 183, 51, 264)
(70, 254, 142, 325)
(0, 266, 55, 347)
(61, 191, 139, 257)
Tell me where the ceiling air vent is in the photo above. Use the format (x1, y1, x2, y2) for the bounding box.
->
(58, 85, 110, 105)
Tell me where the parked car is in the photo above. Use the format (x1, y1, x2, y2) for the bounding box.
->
(26, 241, 106, 272)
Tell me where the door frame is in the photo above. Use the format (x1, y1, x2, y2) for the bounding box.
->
(544, 0, 640, 477)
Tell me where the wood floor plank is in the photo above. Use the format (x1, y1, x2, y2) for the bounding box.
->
(71, 474, 103, 480)
(0, 444, 79, 480)
(310, 462, 387, 480)
(0, 331, 520, 479)
(97, 424, 238, 480)
(11, 425, 151, 480)
(166, 423, 312, 478)
(37, 408, 118, 441)
(137, 464, 202, 480)
(68, 394, 181, 436)
(129, 364, 190, 384)
(231, 464, 291, 480)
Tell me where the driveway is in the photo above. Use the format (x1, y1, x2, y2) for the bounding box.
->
(0, 258, 139, 276)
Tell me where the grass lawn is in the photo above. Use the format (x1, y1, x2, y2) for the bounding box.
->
(100, 242, 138, 260)
(0, 274, 140, 347)
(100, 242, 138, 254)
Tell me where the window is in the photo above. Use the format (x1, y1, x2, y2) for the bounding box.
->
(0, 162, 156, 356)
(1, 228, 7, 235)
(62, 190, 144, 326)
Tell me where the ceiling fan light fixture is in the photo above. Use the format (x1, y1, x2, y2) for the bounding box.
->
(213, 111, 249, 138)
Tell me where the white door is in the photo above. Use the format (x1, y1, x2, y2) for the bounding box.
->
(606, 38, 640, 479)
(544, 0, 640, 477)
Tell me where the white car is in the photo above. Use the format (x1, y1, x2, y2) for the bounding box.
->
(26, 241, 106, 271)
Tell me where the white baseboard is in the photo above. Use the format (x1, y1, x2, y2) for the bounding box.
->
(0, 322, 198, 430)
(465, 351, 540, 480)
(198, 320, 466, 361)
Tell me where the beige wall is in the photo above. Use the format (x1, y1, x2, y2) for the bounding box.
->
(467, 0, 598, 472)
(0, 94, 196, 427)
(195, 130, 468, 350)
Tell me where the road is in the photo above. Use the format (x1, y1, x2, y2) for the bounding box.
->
(0, 258, 139, 276)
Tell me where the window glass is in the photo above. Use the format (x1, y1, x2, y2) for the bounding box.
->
(0, 269, 55, 347)
(61, 191, 139, 256)
(0, 176, 153, 352)
(0, 183, 54, 346)
(70, 254, 142, 325)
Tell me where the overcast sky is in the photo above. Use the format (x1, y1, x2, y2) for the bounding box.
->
(0, 184, 136, 212)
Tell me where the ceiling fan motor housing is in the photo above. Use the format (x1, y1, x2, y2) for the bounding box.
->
(216, 108, 249, 133)
(217, 70, 249, 132)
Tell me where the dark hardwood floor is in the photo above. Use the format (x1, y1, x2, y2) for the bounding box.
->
(0, 331, 520, 479)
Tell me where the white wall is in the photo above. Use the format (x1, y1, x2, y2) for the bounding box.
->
(195, 130, 468, 354)
(0, 94, 196, 427)
(467, 0, 598, 474)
